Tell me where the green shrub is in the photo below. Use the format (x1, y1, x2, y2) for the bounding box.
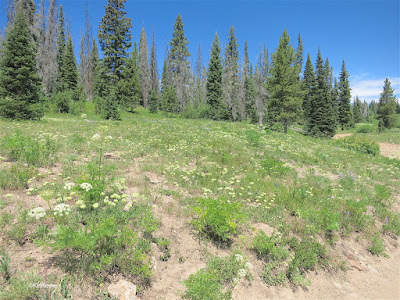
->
(355, 125, 375, 133)
(183, 269, 230, 300)
(251, 231, 289, 262)
(288, 239, 327, 276)
(262, 262, 286, 286)
(192, 197, 246, 244)
(368, 234, 387, 257)
(335, 135, 379, 156)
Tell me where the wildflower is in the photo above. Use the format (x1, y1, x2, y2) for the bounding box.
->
(28, 207, 46, 220)
(91, 133, 101, 141)
(80, 183, 93, 192)
(235, 254, 244, 263)
(54, 204, 71, 217)
(81, 113, 87, 119)
(92, 203, 99, 209)
(237, 269, 247, 278)
(6, 194, 13, 199)
(64, 182, 75, 191)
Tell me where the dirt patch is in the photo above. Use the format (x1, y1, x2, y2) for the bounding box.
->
(333, 133, 353, 140)
(379, 143, 400, 160)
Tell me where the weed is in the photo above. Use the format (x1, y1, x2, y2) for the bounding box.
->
(0, 252, 11, 281)
(251, 230, 289, 262)
(368, 234, 388, 257)
(262, 262, 286, 286)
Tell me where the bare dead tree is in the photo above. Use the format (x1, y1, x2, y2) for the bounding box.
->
(80, 0, 93, 101)
(139, 26, 151, 107)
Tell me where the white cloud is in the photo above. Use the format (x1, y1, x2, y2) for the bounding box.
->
(350, 76, 400, 102)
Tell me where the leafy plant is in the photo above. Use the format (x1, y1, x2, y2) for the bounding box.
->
(0, 252, 11, 281)
(192, 197, 246, 244)
(368, 234, 387, 257)
(251, 230, 289, 262)
(335, 136, 379, 156)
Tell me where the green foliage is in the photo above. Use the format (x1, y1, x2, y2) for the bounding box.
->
(0, 252, 11, 281)
(103, 87, 121, 120)
(0, 164, 35, 190)
(368, 234, 387, 257)
(0, 272, 41, 300)
(148, 89, 158, 114)
(1, 131, 57, 166)
(335, 136, 380, 156)
(355, 124, 375, 133)
(261, 156, 290, 176)
(377, 78, 397, 130)
(268, 29, 302, 133)
(183, 253, 251, 300)
(262, 262, 287, 286)
(0, 11, 42, 120)
(338, 60, 353, 130)
(192, 197, 246, 244)
(61, 36, 78, 91)
(251, 231, 289, 262)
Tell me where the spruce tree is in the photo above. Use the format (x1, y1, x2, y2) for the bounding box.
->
(310, 50, 336, 137)
(0, 10, 42, 120)
(268, 29, 302, 133)
(98, 0, 132, 119)
(62, 36, 78, 91)
(223, 26, 240, 121)
(377, 78, 397, 129)
(119, 41, 141, 112)
(295, 34, 304, 79)
(338, 60, 352, 129)
(206, 33, 228, 120)
(168, 14, 190, 112)
(56, 5, 66, 91)
(302, 54, 316, 132)
(332, 78, 340, 125)
(150, 32, 159, 96)
(353, 96, 363, 124)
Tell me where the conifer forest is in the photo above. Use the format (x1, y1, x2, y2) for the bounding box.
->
(0, 0, 399, 299)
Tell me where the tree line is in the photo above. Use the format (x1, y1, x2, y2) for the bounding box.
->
(0, 0, 398, 135)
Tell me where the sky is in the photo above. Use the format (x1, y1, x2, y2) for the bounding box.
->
(0, 0, 399, 102)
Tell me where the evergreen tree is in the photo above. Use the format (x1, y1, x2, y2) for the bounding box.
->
(150, 32, 159, 96)
(310, 50, 336, 137)
(139, 26, 150, 107)
(98, 0, 132, 119)
(302, 54, 316, 132)
(242, 42, 256, 121)
(206, 33, 228, 120)
(56, 5, 66, 91)
(332, 78, 340, 125)
(268, 29, 302, 133)
(353, 96, 363, 123)
(148, 89, 158, 113)
(62, 36, 78, 91)
(223, 26, 240, 121)
(295, 34, 304, 79)
(338, 60, 352, 129)
(0, 10, 42, 120)
(168, 14, 190, 112)
(377, 78, 397, 129)
(119, 41, 141, 112)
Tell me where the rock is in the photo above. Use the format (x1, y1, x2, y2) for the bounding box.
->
(145, 173, 161, 184)
(348, 259, 364, 271)
(104, 152, 119, 159)
(108, 280, 136, 300)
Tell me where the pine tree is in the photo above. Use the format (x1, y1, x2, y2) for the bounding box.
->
(150, 32, 159, 96)
(295, 34, 304, 79)
(353, 96, 363, 124)
(243, 41, 256, 121)
(62, 36, 78, 91)
(310, 50, 336, 137)
(168, 14, 190, 112)
(206, 33, 228, 120)
(338, 60, 352, 130)
(332, 78, 340, 125)
(377, 78, 397, 129)
(302, 54, 316, 132)
(98, 0, 132, 85)
(119, 41, 141, 112)
(223, 26, 240, 121)
(0, 10, 42, 120)
(268, 29, 302, 133)
(98, 0, 132, 119)
(56, 5, 66, 91)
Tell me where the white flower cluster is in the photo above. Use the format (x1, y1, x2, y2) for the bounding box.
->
(91, 133, 101, 141)
(75, 199, 86, 209)
(237, 268, 247, 278)
(235, 254, 244, 263)
(53, 203, 71, 217)
(80, 183, 93, 192)
(64, 182, 75, 191)
(28, 207, 46, 220)
(81, 113, 87, 119)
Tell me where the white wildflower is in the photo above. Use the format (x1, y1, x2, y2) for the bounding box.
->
(237, 269, 247, 278)
(28, 207, 46, 220)
(81, 113, 87, 119)
(245, 262, 253, 269)
(91, 133, 101, 141)
(80, 183, 93, 192)
(53, 204, 71, 217)
(64, 182, 75, 191)
(235, 254, 244, 263)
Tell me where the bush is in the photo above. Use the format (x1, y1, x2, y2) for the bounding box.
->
(355, 125, 375, 133)
(0, 97, 43, 120)
(335, 135, 379, 156)
(251, 231, 289, 262)
(192, 197, 246, 244)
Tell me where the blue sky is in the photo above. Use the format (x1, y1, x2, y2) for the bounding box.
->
(0, 0, 399, 101)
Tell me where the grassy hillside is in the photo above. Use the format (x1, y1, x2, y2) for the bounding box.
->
(0, 109, 399, 299)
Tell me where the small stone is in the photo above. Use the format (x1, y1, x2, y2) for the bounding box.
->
(107, 280, 136, 300)
(348, 259, 364, 271)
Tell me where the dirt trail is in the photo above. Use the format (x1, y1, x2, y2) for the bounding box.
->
(333, 134, 400, 159)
